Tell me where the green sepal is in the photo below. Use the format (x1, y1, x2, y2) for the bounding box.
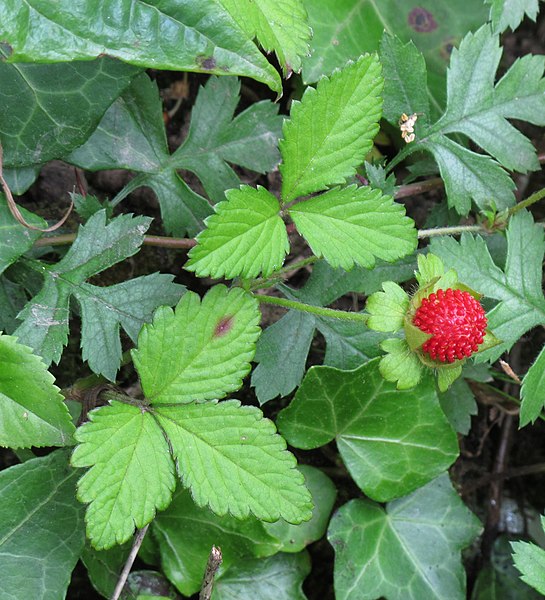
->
(404, 319, 432, 351)
(415, 253, 445, 286)
(475, 328, 502, 354)
(437, 364, 463, 392)
(379, 338, 423, 389)
(366, 282, 409, 333)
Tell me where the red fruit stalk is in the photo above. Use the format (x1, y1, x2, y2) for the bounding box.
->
(413, 288, 487, 363)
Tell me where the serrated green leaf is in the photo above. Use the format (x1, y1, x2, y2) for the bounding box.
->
(437, 364, 463, 393)
(290, 186, 416, 270)
(472, 535, 544, 600)
(439, 378, 477, 435)
(0, 0, 281, 93)
(380, 33, 431, 128)
(512, 539, 545, 595)
(301, 0, 488, 111)
(486, 0, 541, 33)
(280, 55, 383, 202)
(71, 401, 176, 550)
(379, 338, 424, 390)
(218, 0, 311, 74)
(277, 360, 458, 501)
(133, 285, 261, 404)
(186, 186, 289, 279)
(520, 345, 545, 426)
(431, 211, 545, 363)
(152, 487, 280, 596)
(0, 334, 75, 448)
(78, 274, 184, 381)
(416, 253, 445, 286)
(13, 211, 179, 378)
(0, 195, 45, 275)
(213, 552, 311, 600)
(155, 400, 312, 523)
(70, 74, 282, 236)
(367, 281, 410, 332)
(251, 310, 316, 405)
(0, 451, 85, 600)
(264, 465, 336, 553)
(416, 25, 545, 214)
(0, 57, 139, 168)
(328, 474, 482, 600)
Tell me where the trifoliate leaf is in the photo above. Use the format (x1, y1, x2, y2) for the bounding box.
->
(379, 338, 424, 390)
(71, 401, 176, 550)
(152, 487, 280, 596)
(328, 475, 482, 600)
(289, 186, 417, 270)
(0, 334, 75, 448)
(512, 532, 545, 595)
(70, 75, 282, 235)
(0, 195, 45, 275)
(218, 0, 311, 74)
(431, 211, 545, 370)
(366, 281, 410, 332)
(277, 360, 458, 501)
(280, 55, 383, 202)
(419, 25, 545, 214)
(520, 345, 545, 426)
(133, 285, 261, 404)
(0, 451, 85, 600)
(212, 552, 311, 600)
(155, 400, 312, 523)
(0, 0, 281, 93)
(13, 210, 181, 379)
(486, 0, 541, 33)
(186, 186, 289, 279)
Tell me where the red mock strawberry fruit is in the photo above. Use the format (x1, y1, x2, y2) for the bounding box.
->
(412, 288, 487, 363)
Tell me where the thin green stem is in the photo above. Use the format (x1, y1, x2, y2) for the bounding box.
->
(508, 186, 545, 217)
(417, 224, 486, 239)
(255, 294, 368, 323)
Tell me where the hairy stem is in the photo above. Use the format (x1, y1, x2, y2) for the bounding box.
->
(417, 224, 485, 239)
(508, 186, 545, 216)
(255, 294, 368, 323)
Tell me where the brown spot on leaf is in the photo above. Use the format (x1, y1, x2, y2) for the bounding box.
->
(408, 7, 437, 33)
(197, 55, 217, 70)
(214, 315, 234, 337)
(440, 37, 456, 61)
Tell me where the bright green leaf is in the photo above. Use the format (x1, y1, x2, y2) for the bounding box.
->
(379, 338, 424, 389)
(431, 211, 545, 366)
(218, 0, 311, 74)
(520, 345, 545, 426)
(251, 310, 316, 404)
(0, 57, 139, 168)
(212, 552, 311, 600)
(277, 360, 458, 501)
(13, 211, 180, 378)
(0, 0, 281, 93)
(186, 186, 289, 279)
(367, 281, 410, 332)
(0, 195, 45, 275)
(328, 474, 482, 600)
(301, 0, 488, 110)
(155, 400, 313, 523)
(71, 401, 176, 550)
(0, 451, 85, 600)
(152, 487, 280, 596)
(70, 75, 283, 235)
(133, 285, 261, 404)
(280, 55, 383, 202)
(290, 186, 417, 270)
(264, 465, 336, 553)
(512, 538, 545, 595)
(486, 0, 541, 33)
(0, 334, 75, 448)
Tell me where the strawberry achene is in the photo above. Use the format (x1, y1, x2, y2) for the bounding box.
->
(413, 288, 487, 363)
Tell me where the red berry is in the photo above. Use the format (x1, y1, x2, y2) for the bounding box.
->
(412, 288, 487, 363)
